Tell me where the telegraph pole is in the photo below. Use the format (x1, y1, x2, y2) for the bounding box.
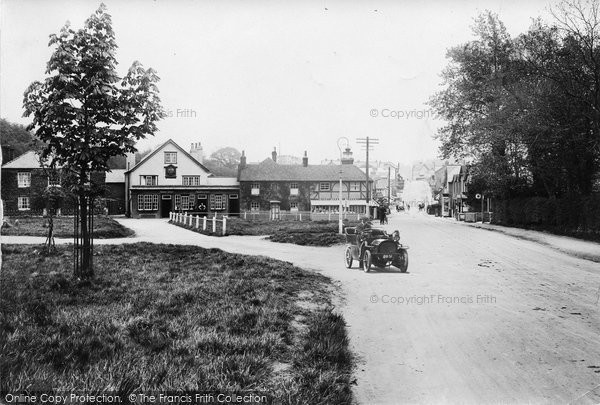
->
(388, 166, 391, 204)
(356, 137, 379, 217)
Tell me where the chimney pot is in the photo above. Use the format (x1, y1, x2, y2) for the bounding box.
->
(302, 151, 308, 167)
(272, 147, 277, 162)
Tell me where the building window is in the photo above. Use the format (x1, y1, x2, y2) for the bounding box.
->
(141, 175, 158, 186)
(210, 194, 226, 210)
(138, 194, 158, 211)
(162, 195, 171, 200)
(18, 197, 30, 211)
(164, 152, 177, 164)
(17, 172, 31, 188)
(251, 183, 260, 195)
(198, 194, 207, 200)
(175, 194, 181, 209)
(48, 174, 61, 187)
(350, 182, 360, 191)
(250, 201, 260, 211)
(319, 182, 331, 191)
(290, 182, 299, 195)
(183, 176, 201, 186)
(229, 194, 239, 199)
(181, 195, 191, 210)
(290, 202, 299, 211)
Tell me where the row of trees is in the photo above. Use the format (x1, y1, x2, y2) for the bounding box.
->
(430, 0, 600, 200)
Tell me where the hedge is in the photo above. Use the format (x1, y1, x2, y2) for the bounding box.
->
(491, 194, 600, 240)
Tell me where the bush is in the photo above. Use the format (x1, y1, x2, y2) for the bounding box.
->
(491, 194, 600, 240)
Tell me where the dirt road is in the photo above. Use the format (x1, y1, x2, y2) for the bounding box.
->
(4, 214, 600, 404)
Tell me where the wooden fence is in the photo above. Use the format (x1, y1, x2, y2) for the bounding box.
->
(170, 212, 228, 235)
(240, 210, 363, 222)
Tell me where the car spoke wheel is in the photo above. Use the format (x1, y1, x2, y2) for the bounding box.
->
(363, 250, 372, 273)
(394, 250, 408, 273)
(344, 247, 353, 268)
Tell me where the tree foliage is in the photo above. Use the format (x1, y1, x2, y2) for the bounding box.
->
(203, 147, 241, 176)
(22, 4, 164, 277)
(430, 3, 600, 199)
(0, 119, 38, 163)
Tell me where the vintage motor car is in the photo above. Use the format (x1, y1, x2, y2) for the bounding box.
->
(344, 227, 409, 273)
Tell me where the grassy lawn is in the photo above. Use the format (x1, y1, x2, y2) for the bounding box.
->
(172, 217, 357, 246)
(1, 215, 134, 238)
(0, 243, 353, 403)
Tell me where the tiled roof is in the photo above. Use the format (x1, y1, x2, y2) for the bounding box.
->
(239, 159, 371, 182)
(2, 151, 40, 169)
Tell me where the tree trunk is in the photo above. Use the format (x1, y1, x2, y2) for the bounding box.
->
(45, 216, 55, 254)
(79, 193, 93, 278)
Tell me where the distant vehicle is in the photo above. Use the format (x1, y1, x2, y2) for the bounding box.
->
(344, 227, 409, 273)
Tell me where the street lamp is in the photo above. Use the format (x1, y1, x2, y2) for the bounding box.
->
(337, 138, 349, 234)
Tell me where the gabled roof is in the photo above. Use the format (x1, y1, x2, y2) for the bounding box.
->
(239, 158, 371, 182)
(125, 138, 211, 174)
(2, 151, 40, 169)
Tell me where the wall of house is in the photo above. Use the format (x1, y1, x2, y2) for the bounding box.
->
(239, 181, 312, 211)
(105, 183, 126, 215)
(1, 169, 106, 216)
(129, 143, 210, 187)
(130, 188, 239, 218)
(239, 180, 370, 212)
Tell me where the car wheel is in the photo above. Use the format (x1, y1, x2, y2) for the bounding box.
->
(363, 250, 372, 273)
(394, 250, 408, 273)
(344, 246, 353, 268)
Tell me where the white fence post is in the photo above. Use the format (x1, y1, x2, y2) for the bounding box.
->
(244, 211, 247, 220)
(195, 215, 200, 229)
(212, 216, 217, 233)
(299, 213, 302, 221)
(169, 212, 172, 221)
(203, 216, 207, 231)
(328, 212, 331, 221)
(222, 216, 227, 235)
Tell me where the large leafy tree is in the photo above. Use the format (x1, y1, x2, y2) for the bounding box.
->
(23, 4, 164, 278)
(430, 4, 600, 199)
(203, 146, 241, 176)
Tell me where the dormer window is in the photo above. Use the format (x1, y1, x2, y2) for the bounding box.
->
(164, 152, 177, 164)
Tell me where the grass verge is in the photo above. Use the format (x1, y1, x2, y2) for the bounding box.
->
(1, 215, 134, 238)
(0, 243, 353, 403)
(171, 217, 354, 246)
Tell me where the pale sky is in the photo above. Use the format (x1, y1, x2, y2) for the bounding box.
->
(1, 0, 555, 165)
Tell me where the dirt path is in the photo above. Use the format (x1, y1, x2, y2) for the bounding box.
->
(3, 215, 600, 404)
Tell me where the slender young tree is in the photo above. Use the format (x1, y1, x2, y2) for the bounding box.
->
(23, 4, 164, 278)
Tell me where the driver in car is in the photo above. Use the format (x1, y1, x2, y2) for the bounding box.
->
(356, 216, 372, 234)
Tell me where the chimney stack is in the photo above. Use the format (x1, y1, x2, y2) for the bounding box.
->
(126, 152, 136, 170)
(237, 150, 247, 180)
(189, 142, 204, 164)
(302, 151, 308, 167)
(271, 147, 277, 162)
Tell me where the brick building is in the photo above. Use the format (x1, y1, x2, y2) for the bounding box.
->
(1, 150, 106, 215)
(238, 149, 373, 214)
